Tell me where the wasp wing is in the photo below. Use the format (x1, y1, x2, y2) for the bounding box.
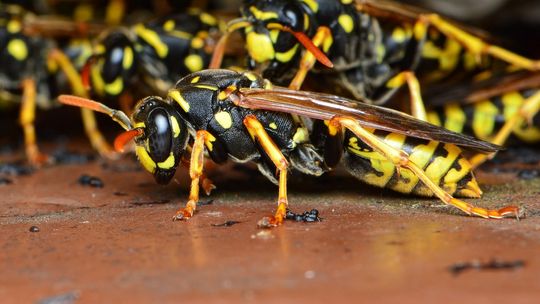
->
(238, 87, 500, 153)
(425, 71, 540, 107)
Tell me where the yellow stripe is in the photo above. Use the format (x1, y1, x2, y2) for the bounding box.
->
(136, 146, 156, 173)
(275, 44, 299, 63)
(393, 140, 438, 194)
(134, 24, 168, 58)
(249, 6, 279, 20)
(168, 90, 190, 112)
(105, 76, 124, 96)
(347, 136, 395, 188)
(122, 47, 133, 70)
(193, 84, 218, 91)
(443, 104, 466, 133)
(472, 100, 498, 140)
(157, 152, 175, 169)
(302, 0, 319, 12)
(170, 116, 180, 138)
(424, 144, 461, 188)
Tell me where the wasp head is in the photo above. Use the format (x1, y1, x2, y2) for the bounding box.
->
(130, 96, 189, 184)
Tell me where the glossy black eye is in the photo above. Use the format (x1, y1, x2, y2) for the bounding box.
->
(147, 109, 172, 162)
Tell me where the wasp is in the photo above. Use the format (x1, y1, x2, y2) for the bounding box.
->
(58, 69, 520, 227)
(209, 0, 540, 169)
(0, 4, 98, 165)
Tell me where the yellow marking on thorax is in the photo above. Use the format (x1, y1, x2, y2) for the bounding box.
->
(472, 100, 498, 140)
(7, 20, 21, 33)
(269, 122, 278, 130)
(163, 20, 175, 31)
(185, 54, 204, 72)
(169, 90, 190, 112)
(122, 47, 133, 70)
(134, 122, 146, 129)
(170, 116, 180, 138)
(200, 12, 217, 26)
(215, 111, 233, 129)
(303, 13, 310, 30)
(134, 24, 168, 58)
(136, 146, 156, 173)
(157, 153, 175, 169)
(391, 27, 408, 43)
(244, 72, 258, 82)
(302, 0, 319, 12)
(190, 76, 200, 83)
(191, 37, 204, 49)
(269, 29, 280, 43)
(276, 44, 299, 63)
(7, 39, 28, 61)
(443, 104, 466, 133)
(341, 0, 353, 4)
(338, 14, 354, 33)
(193, 84, 218, 91)
(105, 76, 124, 96)
(249, 6, 279, 20)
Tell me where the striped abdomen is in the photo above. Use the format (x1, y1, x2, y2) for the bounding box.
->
(343, 129, 481, 198)
(427, 89, 540, 143)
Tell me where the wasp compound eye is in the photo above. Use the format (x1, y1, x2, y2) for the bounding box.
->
(133, 97, 188, 184)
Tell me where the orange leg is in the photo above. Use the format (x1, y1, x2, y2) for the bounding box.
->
(173, 130, 214, 221)
(243, 115, 289, 228)
(329, 116, 521, 219)
(180, 157, 216, 195)
(19, 79, 49, 166)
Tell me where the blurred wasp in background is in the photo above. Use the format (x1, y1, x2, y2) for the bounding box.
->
(210, 0, 540, 168)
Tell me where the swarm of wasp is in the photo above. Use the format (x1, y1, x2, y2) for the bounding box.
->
(58, 69, 521, 228)
(210, 0, 540, 169)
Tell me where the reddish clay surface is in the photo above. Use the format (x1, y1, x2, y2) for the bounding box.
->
(1, 144, 540, 303)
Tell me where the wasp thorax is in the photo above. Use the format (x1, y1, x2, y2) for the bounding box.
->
(132, 96, 189, 184)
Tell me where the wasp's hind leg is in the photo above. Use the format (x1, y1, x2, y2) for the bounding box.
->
(173, 130, 214, 221)
(469, 90, 540, 169)
(415, 14, 540, 70)
(329, 116, 522, 219)
(243, 115, 290, 228)
(20, 79, 49, 166)
(385, 71, 428, 121)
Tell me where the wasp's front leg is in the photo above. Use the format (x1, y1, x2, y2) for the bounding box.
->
(173, 130, 215, 221)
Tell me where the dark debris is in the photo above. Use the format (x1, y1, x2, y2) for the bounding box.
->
(0, 177, 12, 185)
(0, 162, 33, 176)
(197, 200, 214, 206)
(129, 199, 170, 206)
(29, 226, 40, 232)
(449, 259, 525, 275)
(52, 149, 95, 164)
(285, 209, 322, 222)
(212, 220, 241, 227)
(78, 174, 104, 188)
(518, 169, 540, 180)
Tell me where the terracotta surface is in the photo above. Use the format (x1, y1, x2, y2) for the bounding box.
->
(1, 140, 540, 303)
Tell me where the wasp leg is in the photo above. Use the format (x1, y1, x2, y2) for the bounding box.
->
(180, 157, 216, 196)
(289, 26, 333, 90)
(329, 116, 521, 219)
(243, 115, 289, 228)
(20, 78, 49, 166)
(386, 71, 428, 121)
(415, 14, 540, 70)
(173, 130, 214, 221)
(48, 49, 115, 159)
(469, 90, 540, 169)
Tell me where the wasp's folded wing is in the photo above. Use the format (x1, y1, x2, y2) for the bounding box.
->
(238, 87, 500, 153)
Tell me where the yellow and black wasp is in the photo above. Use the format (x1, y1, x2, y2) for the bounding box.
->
(209, 0, 540, 168)
(58, 69, 520, 227)
(0, 4, 94, 165)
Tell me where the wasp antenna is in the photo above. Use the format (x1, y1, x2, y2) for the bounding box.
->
(114, 129, 143, 152)
(58, 95, 132, 130)
(281, 26, 334, 68)
(209, 19, 251, 69)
